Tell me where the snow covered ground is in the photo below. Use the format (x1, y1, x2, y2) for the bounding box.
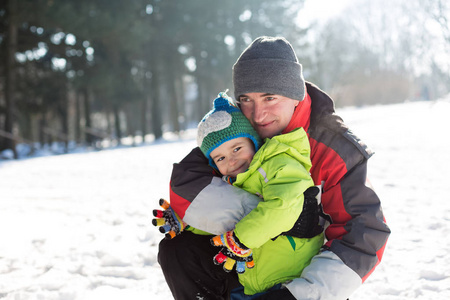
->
(1, 97, 450, 300)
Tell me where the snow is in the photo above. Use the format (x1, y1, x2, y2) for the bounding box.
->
(1, 98, 450, 299)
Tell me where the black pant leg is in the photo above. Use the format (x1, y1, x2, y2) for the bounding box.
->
(158, 231, 240, 300)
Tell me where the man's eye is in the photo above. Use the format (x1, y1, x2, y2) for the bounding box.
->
(239, 97, 249, 103)
(266, 96, 275, 101)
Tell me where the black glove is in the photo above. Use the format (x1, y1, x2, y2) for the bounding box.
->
(281, 186, 323, 238)
(253, 288, 296, 300)
(152, 198, 186, 239)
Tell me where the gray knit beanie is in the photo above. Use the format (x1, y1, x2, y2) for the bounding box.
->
(232, 36, 305, 101)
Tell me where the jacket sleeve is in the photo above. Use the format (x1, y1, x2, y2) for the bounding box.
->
(170, 147, 260, 235)
(286, 250, 362, 300)
(323, 159, 389, 281)
(287, 132, 390, 299)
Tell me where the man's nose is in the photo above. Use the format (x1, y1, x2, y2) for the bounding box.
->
(252, 101, 266, 123)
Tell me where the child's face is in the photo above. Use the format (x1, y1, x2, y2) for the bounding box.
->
(210, 137, 256, 177)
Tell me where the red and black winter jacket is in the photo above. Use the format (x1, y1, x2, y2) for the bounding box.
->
(169, 82, 390, 288)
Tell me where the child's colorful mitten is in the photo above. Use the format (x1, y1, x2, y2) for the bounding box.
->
(211, 230, 254, 274)
(152, 198, 187, 239)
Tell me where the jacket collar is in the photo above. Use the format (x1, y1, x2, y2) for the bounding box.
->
(282, 82, 336, 134)
(282, 88, 311, 134)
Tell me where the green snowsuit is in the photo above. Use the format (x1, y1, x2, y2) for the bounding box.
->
(233, 127, 324, 295)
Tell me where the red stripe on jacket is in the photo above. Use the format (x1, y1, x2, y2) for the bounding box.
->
(283, 90, 352, 244)
(170, 181, 190, 219)
(309, 138, 351, 246)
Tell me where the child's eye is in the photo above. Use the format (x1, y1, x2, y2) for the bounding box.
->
(216, 157, 225, 162)
(233, 147, 241, 152)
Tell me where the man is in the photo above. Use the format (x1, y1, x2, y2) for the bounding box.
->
(158, 36, 390, 300)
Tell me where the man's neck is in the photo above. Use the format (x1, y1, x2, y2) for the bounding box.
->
(282, 91, 311, 134)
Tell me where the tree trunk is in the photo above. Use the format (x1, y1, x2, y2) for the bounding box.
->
(75, 91, 82, 144)
(140, 97, 148, 143)
(150, 59, 163, 140)
(38, 115, 47, 147)
(3, 0, 18, 158)
(125, 104, 136, 146)
(167, 56, 180, 134)
(195, 74, 205, 122)
(113, 104, 122, 145)
(177, 75, 186, 131)
(82, 88, 93, 145)
(58, 87, 69, 153)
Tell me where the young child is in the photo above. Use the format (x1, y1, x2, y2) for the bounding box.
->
(194, 92, 324, 296)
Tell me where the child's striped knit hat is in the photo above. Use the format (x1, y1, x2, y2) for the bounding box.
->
(197, 92, 262, 168)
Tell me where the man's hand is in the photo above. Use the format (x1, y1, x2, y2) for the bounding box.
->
(152, 198, 187, 239)
(211, 231, 254, 274)
(281, 186, 323, 238)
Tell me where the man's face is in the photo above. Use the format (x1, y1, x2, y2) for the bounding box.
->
(210, 137, 255, 178)
(238, 93, 299, 139)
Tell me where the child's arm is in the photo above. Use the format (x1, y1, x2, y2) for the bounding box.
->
(169, 147, 261, 235)
(234, 157, 314, 249)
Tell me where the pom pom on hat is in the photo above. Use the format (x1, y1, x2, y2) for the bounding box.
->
(197, 92, 262, 168)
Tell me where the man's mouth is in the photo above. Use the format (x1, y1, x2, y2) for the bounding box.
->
(256, 120, 274, 128)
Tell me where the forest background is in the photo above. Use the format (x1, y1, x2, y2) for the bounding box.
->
(1, 0, 449, 158)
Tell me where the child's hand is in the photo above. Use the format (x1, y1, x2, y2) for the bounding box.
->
(211, 231, 254, 274)
(152, 198, 187, 239)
